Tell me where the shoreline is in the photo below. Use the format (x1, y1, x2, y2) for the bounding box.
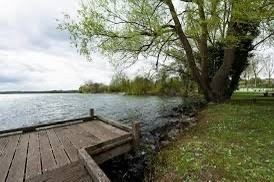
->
(100, 99, 206, 181)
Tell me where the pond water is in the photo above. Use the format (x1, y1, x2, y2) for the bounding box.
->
(0, 93, 184, 132)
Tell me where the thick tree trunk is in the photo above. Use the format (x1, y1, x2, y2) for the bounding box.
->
(166, 0, 241, 103)
(166, 0, 215, 102)
(208, 48, 236, 102)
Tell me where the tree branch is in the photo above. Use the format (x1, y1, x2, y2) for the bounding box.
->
(164, 0, 202, 83)
(197, 0, 210, 84)
(252, 32, 274, 49)
(179, 0, 193, 2)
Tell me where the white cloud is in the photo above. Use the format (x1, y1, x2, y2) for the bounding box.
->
(0, 0, 154, 91)
(0, 0, 117, 91)
(0, 48, 114, 90)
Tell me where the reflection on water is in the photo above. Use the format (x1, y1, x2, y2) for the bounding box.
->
(0, 93, 183, 132)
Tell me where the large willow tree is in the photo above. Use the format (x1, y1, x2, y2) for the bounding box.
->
(60, 0, 274, 102)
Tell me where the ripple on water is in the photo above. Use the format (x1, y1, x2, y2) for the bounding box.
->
(0, 93, 183, 132)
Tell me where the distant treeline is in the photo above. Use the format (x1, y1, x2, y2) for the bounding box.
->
(80, 73, 197, 96)
(239, 77, 274, 88)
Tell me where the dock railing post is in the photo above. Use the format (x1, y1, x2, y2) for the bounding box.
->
(132, 121, 140, 151)
(90, 109, 94, 119)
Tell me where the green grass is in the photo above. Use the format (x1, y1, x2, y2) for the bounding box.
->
(147, 93, 274, 181)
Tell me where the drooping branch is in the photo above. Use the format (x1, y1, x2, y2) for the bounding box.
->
(156, 33, 176, 67)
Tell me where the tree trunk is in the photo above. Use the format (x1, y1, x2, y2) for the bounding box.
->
(244, 73, 248, 90)
(166, 0, 214, 101)
(209, 47, 236, 102)
(269, 73, 271, 88)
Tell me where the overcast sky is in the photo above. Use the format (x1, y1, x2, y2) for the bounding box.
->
(0, 0, 151, 91)
(1, 0, 273, 91)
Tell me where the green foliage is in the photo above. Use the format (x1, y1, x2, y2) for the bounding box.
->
(239, 77, 274, 89)
(79, 70, 197, 96)
(59, 0, 273, 59)
(79, 81, 108, 93)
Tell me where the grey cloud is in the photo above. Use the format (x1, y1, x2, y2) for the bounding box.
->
(44, 24, 70, 42)
(27, 20, 70, 50)
(0, 0, 141, 91)
(20, 62, 54, 73)
(0, 75, 25, 83)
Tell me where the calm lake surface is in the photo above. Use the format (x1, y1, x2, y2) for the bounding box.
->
(0, 93, 184, 132)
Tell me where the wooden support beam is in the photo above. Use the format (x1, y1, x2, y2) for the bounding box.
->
(78, 149, 110, 182)
(92, 143, 132, 164)
(132, 121, 140, 151)
(86, 134, 132, 155)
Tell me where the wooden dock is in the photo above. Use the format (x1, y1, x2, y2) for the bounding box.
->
(0, 109, 140, 182)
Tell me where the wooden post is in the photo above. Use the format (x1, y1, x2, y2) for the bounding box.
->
(78, 149, 110, 182)
(90, 109, 94, 119)
(132, 121, 140, 151)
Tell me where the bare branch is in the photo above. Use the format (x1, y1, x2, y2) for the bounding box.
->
(252, 32, 274, 49)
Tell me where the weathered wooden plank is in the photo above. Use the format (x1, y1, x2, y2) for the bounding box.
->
(80, 121, 114, 142)
(26, 161, 92, 182)
(0, 131, 22, 138)
(60, 164, 91, 182)
(93, 120, 129, 137)
(96, 116, 132, 132)
(54, 128, 78, 162)
(26, 132, 42, 180)
(71, 124, 101, 144)
(79, 175, 93, 182)
(37, 120, 83, 131)
(39, 130, 56, 173)
(90, 120, 123, 139)
(86, 134, 132, 155)
(92, 143, 132, 164)
(63, 126, 90, 149)
(0, 116, 93, 135)
(47, 129, 70, 167)
(6, 134, 30, 182)
(85, 133, 132, 155)
(0, 137, 9, 156)
(79, 149, 110, 182)
(0, 135, 21, 182)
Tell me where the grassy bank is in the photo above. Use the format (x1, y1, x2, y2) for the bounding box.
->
(147, 93, 274, 181)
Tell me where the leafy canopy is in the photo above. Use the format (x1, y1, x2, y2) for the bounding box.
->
(59, 0, 273, 63)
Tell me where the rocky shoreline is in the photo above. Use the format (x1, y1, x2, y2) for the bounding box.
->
(100, 99, 206, 182)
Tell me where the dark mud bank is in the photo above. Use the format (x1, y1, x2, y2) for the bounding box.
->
(100, 99, 206, 182)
